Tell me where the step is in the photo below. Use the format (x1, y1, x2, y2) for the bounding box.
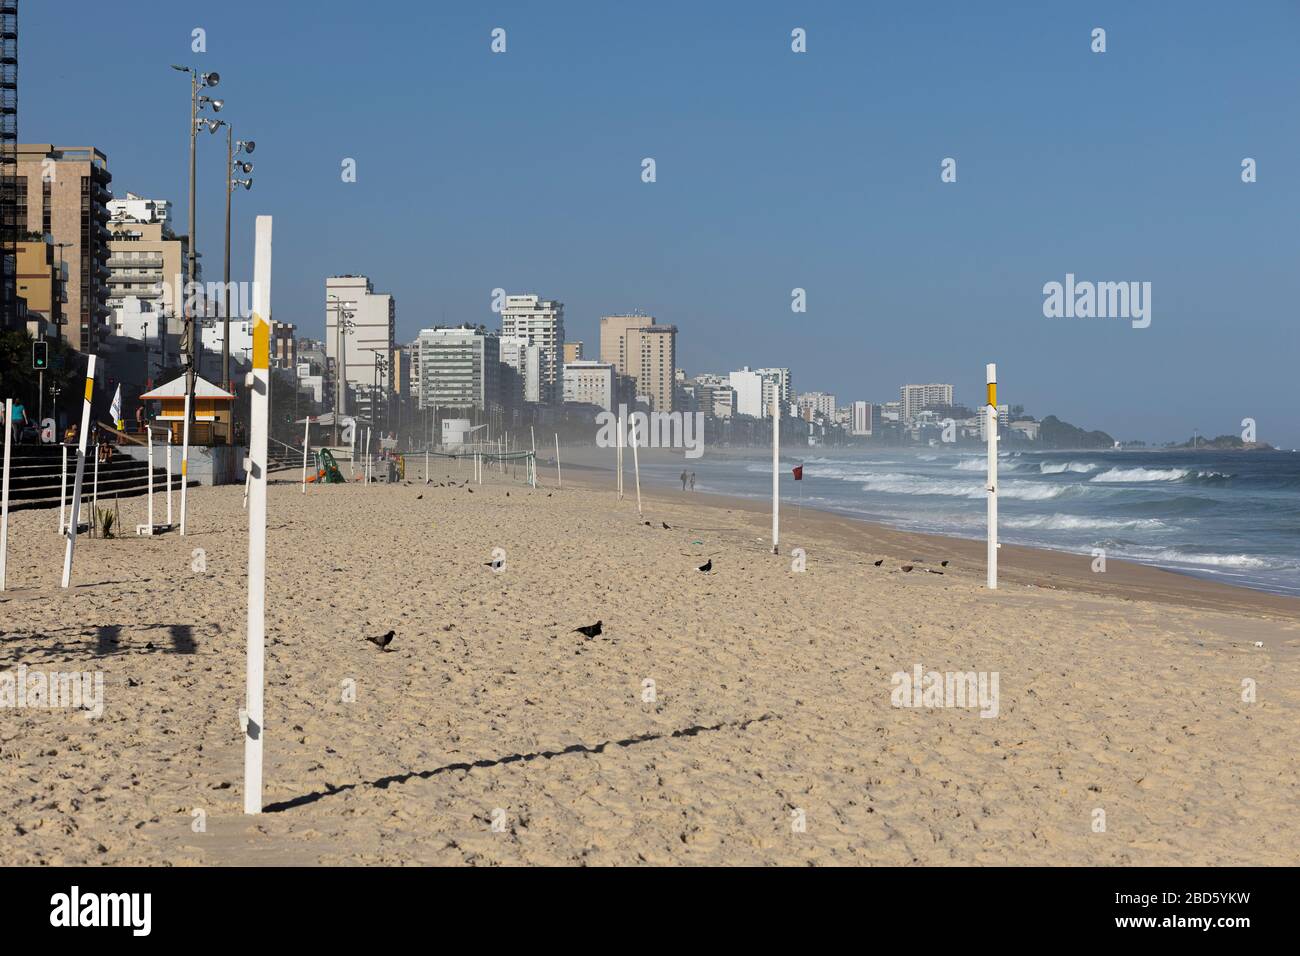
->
(9, 478, 201, 512)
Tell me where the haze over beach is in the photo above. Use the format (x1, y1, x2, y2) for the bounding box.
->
(1, 0, 1297, 927)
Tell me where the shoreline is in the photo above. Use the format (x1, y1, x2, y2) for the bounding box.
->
(557, 458, 1300, 621)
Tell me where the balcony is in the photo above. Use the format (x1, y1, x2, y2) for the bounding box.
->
(108, 255, 164, 269)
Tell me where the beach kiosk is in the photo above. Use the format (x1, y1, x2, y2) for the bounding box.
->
(140, 374, 236, 446)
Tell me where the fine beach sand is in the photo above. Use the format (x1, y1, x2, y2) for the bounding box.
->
(2, 456, 1298, 866)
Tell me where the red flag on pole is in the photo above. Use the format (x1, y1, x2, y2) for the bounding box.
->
(792, 464, 804, 480)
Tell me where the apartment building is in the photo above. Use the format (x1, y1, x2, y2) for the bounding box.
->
(500, 293, 564, 403)
(563, 359, 615, 411)
(16, 144, 112, 351)
(625, 324, 677, 412)
(900, 383, 954, 423)
(411, 326, 500, 412)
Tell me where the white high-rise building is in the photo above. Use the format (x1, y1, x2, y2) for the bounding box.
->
(500, 334, 543, 404)
(757, 367, 793, 405)
(326, 275, 396, 422)
(563, 360, 615, 411)
(692, 373, 735, 419)
(900, 383, 953, 423)
(729, 367, 766, 418)
(797, 391, 836, 421)
(757, 368, 793, 417)
(852, 401, 873, 436)
(412, 326, 500, 412)
(501, 294, 564, 403)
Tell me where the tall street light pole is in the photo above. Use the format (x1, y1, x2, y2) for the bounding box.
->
(327, 295, 356, 446)
(170, 64, 221, 433)
(223, 128, 254, 401)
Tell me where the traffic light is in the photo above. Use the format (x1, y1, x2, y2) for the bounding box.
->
(32, 340, 48, 371)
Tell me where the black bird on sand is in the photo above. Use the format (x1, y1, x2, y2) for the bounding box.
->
(468, 487, 474, 493)
(940, 560, 950, 567)
(873, 559, 884, 567)
(416, 494, 423, 500)
(662, 522, 671, 530)
(574, 621, 603, 638)
(366, 630, 395, 650)
(697, 559, 713, 573)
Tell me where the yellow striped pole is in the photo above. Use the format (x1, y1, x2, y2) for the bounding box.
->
(61, 355, 96, 588)
(244, 215, 273, 814)
(986, 362, 998, 590)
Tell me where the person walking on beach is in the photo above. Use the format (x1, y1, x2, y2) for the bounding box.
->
(680, 470, 688, 491)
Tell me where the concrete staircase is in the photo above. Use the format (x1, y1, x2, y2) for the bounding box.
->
(2, 444, 198, 512)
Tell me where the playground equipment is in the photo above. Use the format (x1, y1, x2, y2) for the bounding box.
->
(305, 448, 347, 484)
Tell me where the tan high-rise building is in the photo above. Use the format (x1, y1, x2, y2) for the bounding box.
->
(625, 324, 677, 412)
(599, 312, 654, 374)
(15, 239, 61, 331)
(16, 145, 113, 351)
(563, 341, 583, 364)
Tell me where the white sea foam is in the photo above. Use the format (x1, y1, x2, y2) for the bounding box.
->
(859, 474, 1068, 501)
(1090, 467, 1189, 483)
(1039, 461, 1099, 475)
(1145, 550, 1270, 569)
(1003, 514, 1166, 531)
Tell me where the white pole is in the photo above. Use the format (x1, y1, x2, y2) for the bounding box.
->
(350, 422, 356, 480)
(771, 392, 780, 554)
(365, 426, 371, 485)
(530, 426, 536, 489)
(244, 214, 273, 815)
(91, 437, 99, 518)
(617, 407, 623, 499)
(986, 362, 998, 590)
(630, 414, 642, 517)
(555, 433, 562, 489)
(179, 389, 192, 535)
(425, 447, 429, 482)
(59, 444, 67, 535)
(301, 416, 310, 493)
(146, 427, 155, 534)
(0, 399, 11, 590)
(166, 430, 174, 525)
(61, 355, 96, 588)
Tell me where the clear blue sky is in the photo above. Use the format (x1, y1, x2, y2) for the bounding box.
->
(25, 0, 1300, 445)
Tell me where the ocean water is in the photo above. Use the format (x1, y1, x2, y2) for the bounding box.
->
(640, 448, 1300, 597)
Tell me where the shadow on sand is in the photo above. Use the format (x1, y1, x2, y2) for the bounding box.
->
(263, 713, 778, 813)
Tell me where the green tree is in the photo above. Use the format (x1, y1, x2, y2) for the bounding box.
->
(0, 331, 88, 424)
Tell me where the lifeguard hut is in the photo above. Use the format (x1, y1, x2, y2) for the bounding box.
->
(140, 374, 236, 446)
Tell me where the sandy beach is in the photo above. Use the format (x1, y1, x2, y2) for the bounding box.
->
(1, 459, 1298, 866)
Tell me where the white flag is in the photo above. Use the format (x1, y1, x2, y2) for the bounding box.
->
(109, 384, 123, 429)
